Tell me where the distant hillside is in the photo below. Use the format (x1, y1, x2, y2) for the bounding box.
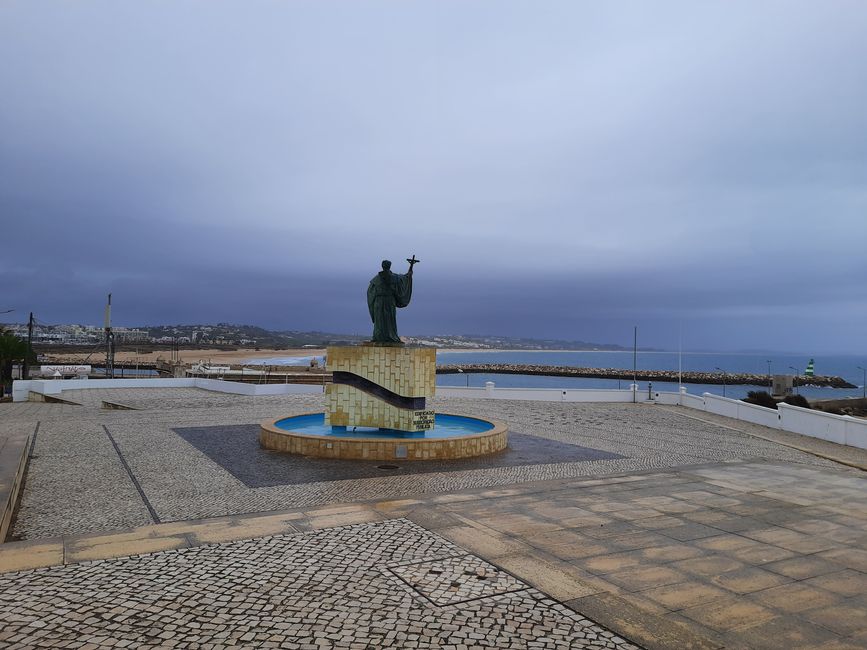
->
(405, 334, 645, 351)
(136, 324, 643, 351)
(23, 321, 645, 351)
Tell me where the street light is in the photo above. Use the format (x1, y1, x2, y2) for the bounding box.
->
(715, 367, 727, 398)
(766, 360, 772, 390)
(788, 366, 799, 395)
(457, 368, 469, 387)
(858, 366, 866, 400)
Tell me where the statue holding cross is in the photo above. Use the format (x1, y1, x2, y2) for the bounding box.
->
(367, 255, 420, 343)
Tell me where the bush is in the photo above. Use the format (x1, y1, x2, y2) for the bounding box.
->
(817, 406, 846, 415)
(782, 394, 811, 409)
(743, 390, 778, 409)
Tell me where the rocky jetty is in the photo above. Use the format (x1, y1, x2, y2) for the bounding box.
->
(437, 364, 856, 388)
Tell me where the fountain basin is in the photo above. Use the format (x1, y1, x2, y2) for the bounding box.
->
(260, 412, 508, 460)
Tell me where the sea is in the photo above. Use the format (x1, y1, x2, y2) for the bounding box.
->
(251, 350, 867, 401)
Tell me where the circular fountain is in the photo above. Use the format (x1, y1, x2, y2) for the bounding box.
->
(260, 412, 508, 461)
(261, 259, 508, 461)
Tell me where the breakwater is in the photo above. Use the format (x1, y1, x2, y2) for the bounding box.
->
(437, 364, 856, 388)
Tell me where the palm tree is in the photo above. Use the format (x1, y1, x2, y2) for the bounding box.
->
(0, 330, 30, 397)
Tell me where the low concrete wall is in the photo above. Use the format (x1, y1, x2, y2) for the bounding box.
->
(655, 391, 686, 406)
(736, 400, 783, 428)
(194, 379, 323, 396)
(702, 394, 781, 428)
(13, 378, 323, 402)
(684, 393, 866, 451)
(0, 429, 33, 543)
(14, 378, 194, 401)
(778, 403, 850, 446)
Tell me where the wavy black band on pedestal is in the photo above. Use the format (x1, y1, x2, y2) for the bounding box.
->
(331, 371, 426, 411)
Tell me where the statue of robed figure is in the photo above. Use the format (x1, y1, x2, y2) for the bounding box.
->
(367, 256, 419, 343)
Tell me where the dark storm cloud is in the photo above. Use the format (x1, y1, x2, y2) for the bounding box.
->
(1, 1, 866, 352)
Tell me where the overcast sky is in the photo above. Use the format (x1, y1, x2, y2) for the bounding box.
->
(1, 1, 866, 352)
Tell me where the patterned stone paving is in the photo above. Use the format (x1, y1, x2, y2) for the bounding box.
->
(5, 388, 838, 540)
(0, 519, 636, 649)
(174, 425, 622, 487)
(389, 555, 525, 606)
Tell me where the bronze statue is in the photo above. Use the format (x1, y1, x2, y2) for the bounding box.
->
(367, 256, 419, 343)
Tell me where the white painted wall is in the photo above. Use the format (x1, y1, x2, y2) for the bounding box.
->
(13, 377, 323, 401)
(844, 415, 867, 449)
(702, 393, 741, 419)
(778, 403, 848, 445)
(680, 393, 707, 410)
(655, 391, 685, 406)
(194, 379, 322, 396)
(436, 387, 489, 398)
(735, 400, 782, 428)
(699, 394, 782, 428)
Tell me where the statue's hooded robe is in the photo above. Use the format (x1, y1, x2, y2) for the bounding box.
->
(367, 267, 412, 343)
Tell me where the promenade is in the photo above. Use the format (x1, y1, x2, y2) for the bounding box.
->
(1, 390, 866, 648)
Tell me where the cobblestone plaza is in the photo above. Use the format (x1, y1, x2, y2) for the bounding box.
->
(2, 388, 867, 648)
(5, 389, 833, 541)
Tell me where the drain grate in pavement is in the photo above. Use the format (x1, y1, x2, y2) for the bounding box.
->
(388, 554, 525, 606)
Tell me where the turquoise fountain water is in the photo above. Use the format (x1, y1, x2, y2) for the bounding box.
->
(274, 412, 494, 439)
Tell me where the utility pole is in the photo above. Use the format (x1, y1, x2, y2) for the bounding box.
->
(23, 312, 34, 380)
(858, 366, 866, 400)
(104, 294, 115, 379)
(788, 366, 799, 395)
(715, 367, 727, 398)
(632, 326, 637, 404)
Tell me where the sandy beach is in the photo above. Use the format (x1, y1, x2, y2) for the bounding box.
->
(70, 347, 592, 365)
(110, 348, 327, 365)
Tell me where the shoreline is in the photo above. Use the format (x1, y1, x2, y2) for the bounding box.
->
(107, 348, 326, 365)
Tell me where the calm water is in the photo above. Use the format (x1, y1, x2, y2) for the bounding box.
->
(435, 351, 867, 400)
(275, 412, 494, 439)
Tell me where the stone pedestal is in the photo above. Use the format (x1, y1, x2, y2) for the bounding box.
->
(324, 345, 436, 431)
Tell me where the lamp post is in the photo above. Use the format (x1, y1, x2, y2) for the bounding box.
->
(766, 360, 772, 390)
(715, 367, 727, 398)
(858, 366, 866, 400)
(457, 368, 468, 387)
(788, 366, 799, 395)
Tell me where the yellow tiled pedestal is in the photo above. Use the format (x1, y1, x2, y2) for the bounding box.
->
(325, 345, 436, 432)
